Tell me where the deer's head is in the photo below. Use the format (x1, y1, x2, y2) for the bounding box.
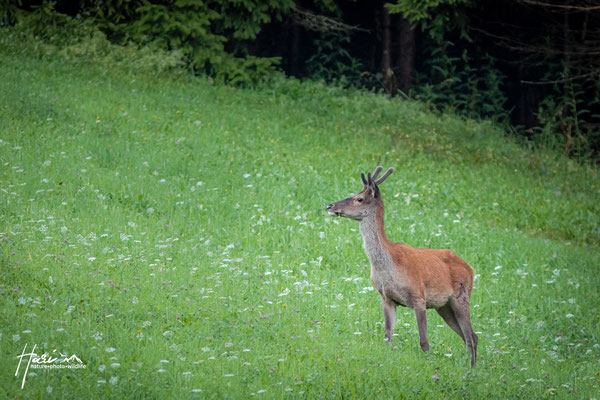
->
(327, 166, 394, 221)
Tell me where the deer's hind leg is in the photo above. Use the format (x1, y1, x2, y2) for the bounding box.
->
(435, 304, 465, 343)
(449, 285, 477, 366)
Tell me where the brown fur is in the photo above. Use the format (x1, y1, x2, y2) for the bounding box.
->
(327, 167, 478, 366)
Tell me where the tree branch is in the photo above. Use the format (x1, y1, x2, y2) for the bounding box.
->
(291, 6, 369, 33)
(520, 70, 600, 85)
(518, 0, 600, 12)
(469, 26, 600, 55)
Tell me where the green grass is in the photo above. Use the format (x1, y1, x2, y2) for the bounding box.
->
(1, 33, 599, 399)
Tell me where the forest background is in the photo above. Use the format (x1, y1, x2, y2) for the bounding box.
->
(2, 0, 599, 161)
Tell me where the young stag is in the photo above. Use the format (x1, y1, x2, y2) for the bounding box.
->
(327, 166, 478, 366)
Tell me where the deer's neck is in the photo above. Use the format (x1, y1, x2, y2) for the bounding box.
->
(359, 203, 392, 272)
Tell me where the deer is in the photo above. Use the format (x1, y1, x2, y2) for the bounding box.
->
(326, 166, 478, 366)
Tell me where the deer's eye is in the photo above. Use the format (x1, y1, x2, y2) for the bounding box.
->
(356, 198, 363, 203)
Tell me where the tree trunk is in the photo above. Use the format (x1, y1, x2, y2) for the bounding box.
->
(381, 5, 393, 94)
(562, 1, 573, 151)
(289, 19, 301, 76)
(396, 14, 415, 94)
(372, 6, 382, 74)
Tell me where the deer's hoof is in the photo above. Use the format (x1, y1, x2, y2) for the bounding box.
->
(420, 342, 430, 352)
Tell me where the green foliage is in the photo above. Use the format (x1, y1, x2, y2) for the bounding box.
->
(0, 0, 22, 26)
(312, 0, 341, 14)
(535, 76, 600, 159)
(5, 0, 293, 85)
(305, 32, 364, 86)
(127, 1, 225, 72)
(387, 0, 472, 41)
(218, 0, 292, 40)
(387, 1, 508, 123)
(120, 0, 288, 85)
(212, 54, 282, 86)
(15, 1, 71, 35)
(414, 41, 509, 123)
(0, 22, 186, 77)
(86, 0, 146, 38)
(387, 0, 600, 160)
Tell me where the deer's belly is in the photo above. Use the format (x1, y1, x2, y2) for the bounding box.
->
(425, 288, 453, 309)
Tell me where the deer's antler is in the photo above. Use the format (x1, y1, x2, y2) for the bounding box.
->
(371, 166, 384, 181)
(361, 172, 368, 186)
(374, 167, 394, 185)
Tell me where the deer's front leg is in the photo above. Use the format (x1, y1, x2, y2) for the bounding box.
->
(382, 299, 396, 343)
(414, 305, 429, 352)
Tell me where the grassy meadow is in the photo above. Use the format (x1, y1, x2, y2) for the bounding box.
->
(1, 34, 599, 399)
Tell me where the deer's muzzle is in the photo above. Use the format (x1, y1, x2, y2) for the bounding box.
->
(326, 203, 339, 216)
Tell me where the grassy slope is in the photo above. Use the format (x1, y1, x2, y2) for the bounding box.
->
(0, 41, 599, 399)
